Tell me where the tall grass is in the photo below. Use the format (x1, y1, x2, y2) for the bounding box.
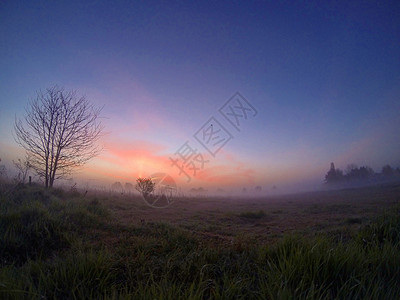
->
(0, 185, 108, 266)
(0, 185, 399, 299)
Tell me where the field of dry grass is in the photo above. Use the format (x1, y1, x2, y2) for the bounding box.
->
(2, 182, 400, 299)
(102, 183, 400, 244)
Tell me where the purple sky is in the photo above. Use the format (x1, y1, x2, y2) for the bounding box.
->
(1, 1, 399, 193)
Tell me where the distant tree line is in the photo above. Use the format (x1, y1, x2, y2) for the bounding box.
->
(325, 162, 400, 184)
(111, 181, 135, 194)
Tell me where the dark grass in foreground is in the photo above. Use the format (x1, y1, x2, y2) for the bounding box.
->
(0, 185, 399, 299)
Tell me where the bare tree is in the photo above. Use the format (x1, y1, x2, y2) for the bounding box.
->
(124, 182, 134, 194)
(14, 86, 103, 188)
(13, 155, 31, 184)
(0, 158, 7, 181)
(135, 177, 155, 198)
(111, 181, 123, 193)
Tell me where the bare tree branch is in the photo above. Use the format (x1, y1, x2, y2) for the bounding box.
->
(13, 155, 32, 184)
(135, 177, 155, 198)
(14, 86, 104, 188)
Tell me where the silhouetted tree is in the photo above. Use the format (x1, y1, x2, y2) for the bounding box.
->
(344, 164, 374, 181)
(13, 155, 31, 184)
(14, 86, 103, 188)
(325, 162, 344, 184)
(111, 181, 123, 193)
(135, 177, 155, 198)
(124, 182, 134, 194)
(346, 165, 358, 180)
(382, 165, 394, 177)
(0, 158, 6, 180)
(358, 166, 374, 179)
(345, 164, 358, 177)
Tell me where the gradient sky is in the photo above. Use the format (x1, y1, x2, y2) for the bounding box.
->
(1, 1, 399, 193)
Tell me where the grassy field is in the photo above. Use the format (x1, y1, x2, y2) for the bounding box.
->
(0, 183, 400, 299)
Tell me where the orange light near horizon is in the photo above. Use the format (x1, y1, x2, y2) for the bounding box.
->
(80, 138, 266, 188)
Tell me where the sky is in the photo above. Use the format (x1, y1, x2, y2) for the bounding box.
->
(0, 0, 399, 194)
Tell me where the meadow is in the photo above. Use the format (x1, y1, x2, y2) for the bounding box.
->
(0, 183, 399, 299)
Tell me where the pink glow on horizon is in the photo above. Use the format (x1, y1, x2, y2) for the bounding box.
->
(79, 136, 262, 188)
